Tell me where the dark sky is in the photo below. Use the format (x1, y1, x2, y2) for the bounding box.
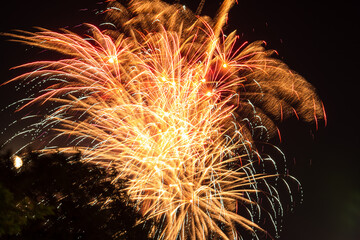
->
(0, 0, 359, 239)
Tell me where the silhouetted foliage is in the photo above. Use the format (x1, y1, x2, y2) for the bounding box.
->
(0, 150, 150, 239)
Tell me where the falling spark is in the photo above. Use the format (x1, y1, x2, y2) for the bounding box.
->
(2, 0, 325, 239)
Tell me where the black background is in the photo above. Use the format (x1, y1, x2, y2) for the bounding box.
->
(0, 1, 359, 239)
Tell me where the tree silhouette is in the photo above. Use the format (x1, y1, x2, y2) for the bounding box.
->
(0, 150, 150, 239)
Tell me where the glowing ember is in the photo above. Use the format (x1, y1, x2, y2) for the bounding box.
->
(13, 155, 23, 169)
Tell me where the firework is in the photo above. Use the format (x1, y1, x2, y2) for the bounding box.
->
(2, 0, 325, 239)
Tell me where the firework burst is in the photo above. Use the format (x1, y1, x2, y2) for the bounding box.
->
(2, 0, 325, 239)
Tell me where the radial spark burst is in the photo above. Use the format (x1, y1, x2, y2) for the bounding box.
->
(2, 0, 325, 239)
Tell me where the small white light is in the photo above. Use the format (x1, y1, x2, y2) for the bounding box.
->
(13, 156, 23, 169)
(108, 56, 117, 64)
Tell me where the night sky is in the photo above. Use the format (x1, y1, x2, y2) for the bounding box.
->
(0, 0, 359, 239)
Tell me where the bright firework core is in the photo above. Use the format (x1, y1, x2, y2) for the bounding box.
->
(2, 0, 325, 239)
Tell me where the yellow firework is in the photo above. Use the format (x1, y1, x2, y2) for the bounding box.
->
(3, 0, 325, 239)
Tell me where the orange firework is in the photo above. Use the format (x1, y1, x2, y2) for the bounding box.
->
(2, 0, 325, 239)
